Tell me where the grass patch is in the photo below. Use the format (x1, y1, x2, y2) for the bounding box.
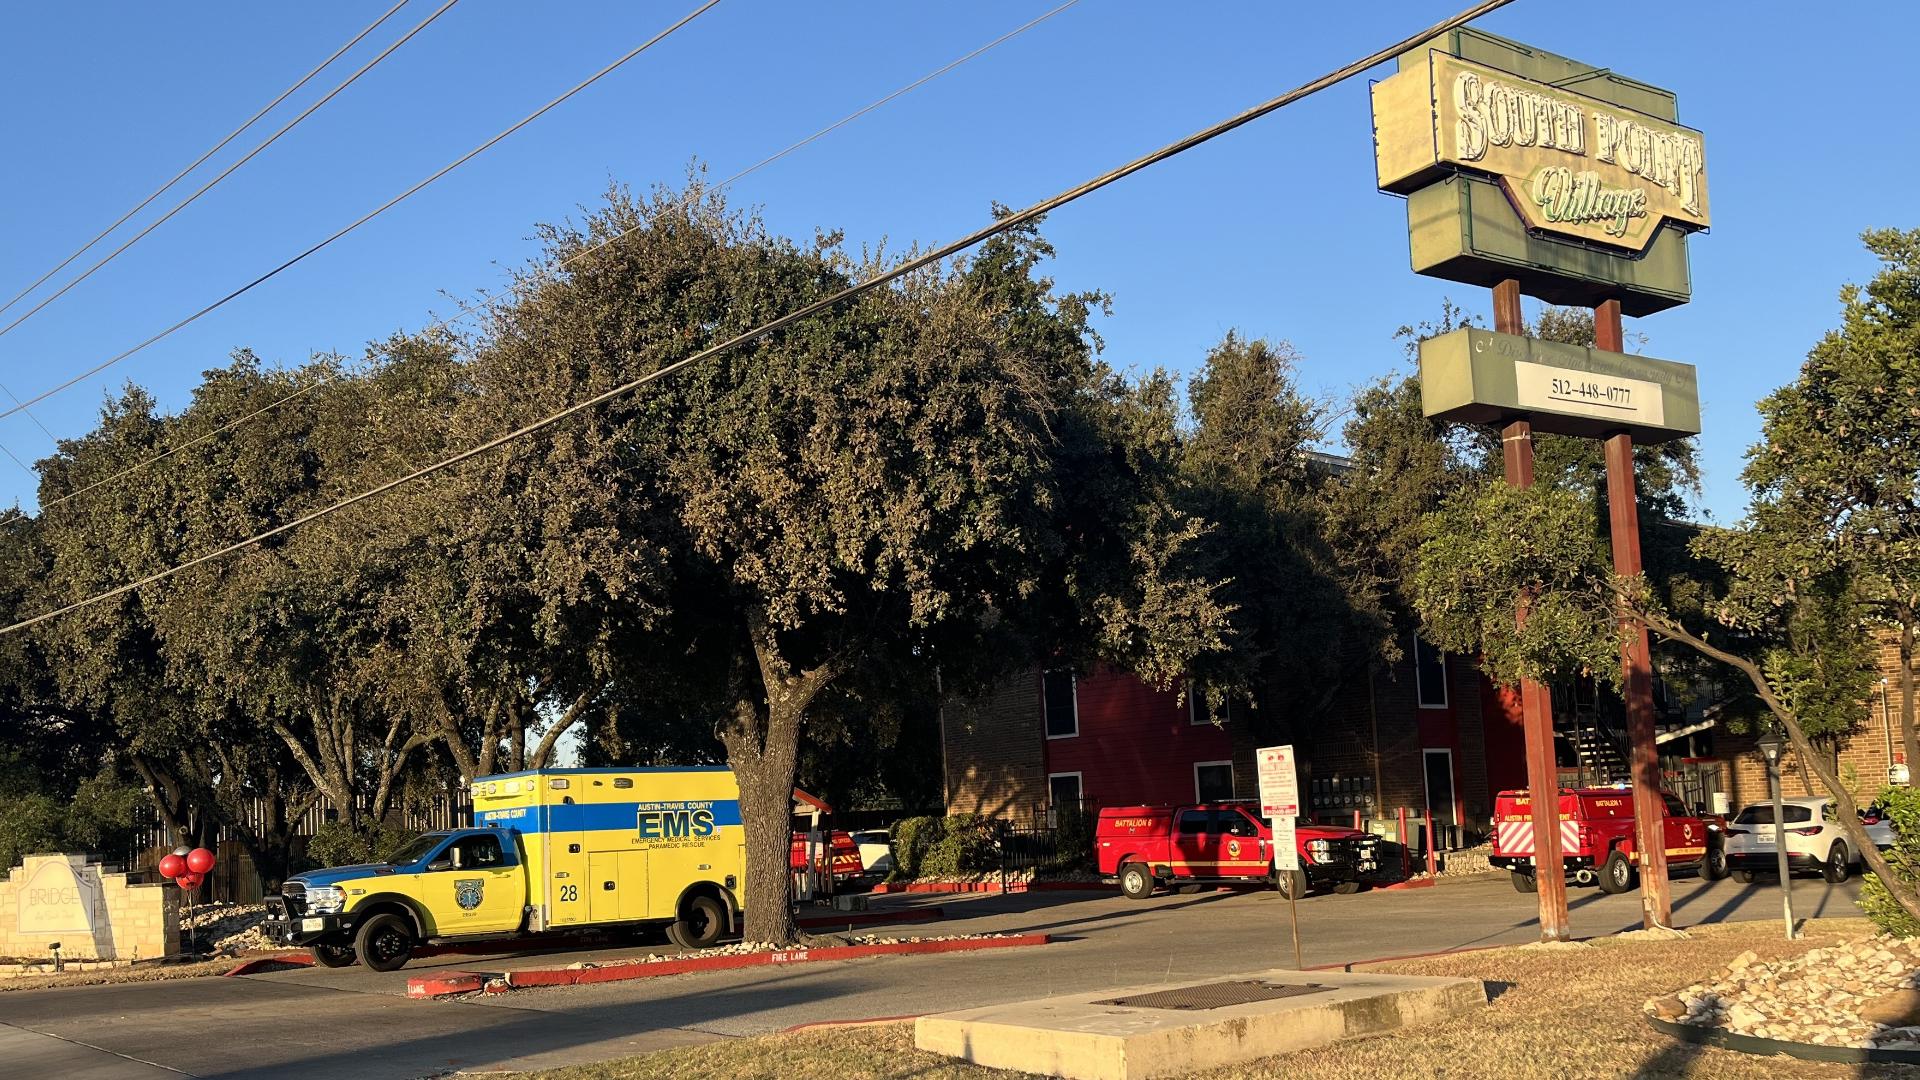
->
(517, 918, 1920, 1079)
(0, 955, 243, 992)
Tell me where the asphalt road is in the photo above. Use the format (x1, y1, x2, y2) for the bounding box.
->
(0, 870, 1865, 1078)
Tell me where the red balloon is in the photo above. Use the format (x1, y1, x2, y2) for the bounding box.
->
(176, 872, 202, 890)
(158, 853, 186, 879)
(186, 848, 215, 875)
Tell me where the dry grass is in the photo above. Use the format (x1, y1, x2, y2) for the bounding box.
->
(519, 918, 1920, 1080)
(0, 955, 260, 992)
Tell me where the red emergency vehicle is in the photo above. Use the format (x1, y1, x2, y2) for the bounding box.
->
(1097, 803, 1379, 900)
(1490, 787, 1726, 894)
(790, 830, 864, 882)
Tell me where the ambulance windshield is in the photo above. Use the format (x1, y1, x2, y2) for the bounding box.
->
(389, 832, 450, 865)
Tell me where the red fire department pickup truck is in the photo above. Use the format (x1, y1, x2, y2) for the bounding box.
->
(1097, 803, 1379, 900)
(1490, 787, 1728, 894)
(790, 830, 864, 883)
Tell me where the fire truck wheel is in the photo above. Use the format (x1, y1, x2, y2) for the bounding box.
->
(309, 944, 355, 968)
(671, 894, 726, 950)
(1823, 843, 1851, 884)
(1596, 850, 1636, 894)
(1119, 863, 1155, 900)
(1273, 868, 1308, 900)
(1332, 881, 1363, 895)
(1732, 869, 1756, 884)
(1510, 871, 1538, 893)
(353, 913, 415, 972)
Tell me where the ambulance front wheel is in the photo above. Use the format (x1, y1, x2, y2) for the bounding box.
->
(670, 894, 726, 949)
(310, 944, 356, 968)
(1510, 870, 1538, 893)
(1596, 850, 1637, 894)
(1119, 863, 1155, 900)
(354, 913, 415, 972)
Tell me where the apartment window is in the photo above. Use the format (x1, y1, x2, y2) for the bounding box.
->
(1043, 670, 1078, 738)
(1194, 761, 1236, 803)
(1188, 683, 1232, 726)
(1414, 635, 1448, 709)
(1047, 773, 1083, 827)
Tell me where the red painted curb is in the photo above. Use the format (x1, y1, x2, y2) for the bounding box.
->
(1377, 877, 1437, 890)
(868, 881, 1107, 895)
(222, 952, 315, 977)
(406, 970, 491, 998)
(495, 934, 1053, 993)
(795, 907, 944, 930)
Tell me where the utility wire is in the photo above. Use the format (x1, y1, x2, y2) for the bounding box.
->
(0, 0, 462, 346)
(35, 0, 1078, 512)
(2, 0, 1517, 636)
(0, 0, 721, 427)
(0, 0, 416, 322)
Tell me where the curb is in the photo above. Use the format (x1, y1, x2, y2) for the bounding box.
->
(781, 1014, 925, 1033)
(406, 970, 491, 998)
(405, 934, 1052, 998)
(795, 906, 945, 930)
(868, 881, 1107, 895)
(223, 953, 316, 977)
(1647, 1014, 1920, 1065)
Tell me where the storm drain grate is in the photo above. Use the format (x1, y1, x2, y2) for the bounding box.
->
(1095, 980, 1333, 1011)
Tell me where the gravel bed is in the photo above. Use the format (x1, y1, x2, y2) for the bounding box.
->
(1646, 932, 1920, 1049)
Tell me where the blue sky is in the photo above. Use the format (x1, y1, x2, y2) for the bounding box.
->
(0, 1, 1912, 522)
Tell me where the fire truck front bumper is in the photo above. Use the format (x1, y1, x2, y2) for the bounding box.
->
(1489, 854, 1596, 873)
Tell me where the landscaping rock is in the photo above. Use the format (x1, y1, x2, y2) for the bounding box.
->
(1646, 932, 1920, 1050)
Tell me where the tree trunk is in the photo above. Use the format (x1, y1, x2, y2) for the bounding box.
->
(722, 697, 802, 946)
(1904, 618, 1920, 789)
(1638, 604, 1920, 924)
(715, 613, 842, 946)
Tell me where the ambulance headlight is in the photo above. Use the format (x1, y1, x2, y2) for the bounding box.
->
(306, 886, 346, 914)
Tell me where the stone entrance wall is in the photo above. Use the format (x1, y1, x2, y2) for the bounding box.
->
(0, 853, 180, 961)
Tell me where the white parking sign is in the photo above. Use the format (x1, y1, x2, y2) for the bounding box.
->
(1257, 745, 1300, 872)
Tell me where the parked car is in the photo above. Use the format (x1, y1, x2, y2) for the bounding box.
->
(1096, 803, 1379, 900)
(850, 829, 893, 878)
(1724, 796, 1894, 884)
(1490, 786, 1725, 894)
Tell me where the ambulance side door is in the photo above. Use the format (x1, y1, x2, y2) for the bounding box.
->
(438, 832, 528, 935)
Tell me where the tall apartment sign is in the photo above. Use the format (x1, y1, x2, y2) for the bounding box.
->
(1375, 52, 1709, 252)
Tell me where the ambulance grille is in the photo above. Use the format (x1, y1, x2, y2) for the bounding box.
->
(1095, 980, 1332, 1010)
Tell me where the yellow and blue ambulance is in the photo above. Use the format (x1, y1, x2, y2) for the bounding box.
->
(265, 767, 745, 971)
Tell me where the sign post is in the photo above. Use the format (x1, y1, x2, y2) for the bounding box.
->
(1257, 745, 1303, 969)
(1375, 26, 1712, 937)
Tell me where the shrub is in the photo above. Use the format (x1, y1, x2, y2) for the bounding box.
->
(922, 814, 997, 877)
(1861, 785, 1920, 937)
(1053, 806, 1096, 871)
(889, 816, 943, 881)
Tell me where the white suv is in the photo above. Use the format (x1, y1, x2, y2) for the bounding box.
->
(1724, 795, 1894, 884)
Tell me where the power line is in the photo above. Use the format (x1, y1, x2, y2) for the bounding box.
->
(0, 0, 722, 427)
(0, 0, 462, 346)
(0, 0, 416, 322)
(3, 0, 1518, 637)
(35, 0, 1080, 511)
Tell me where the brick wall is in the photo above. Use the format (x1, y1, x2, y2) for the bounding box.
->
(1718, 633, 1908, 812)
(0, 854, 180, 961)
(942, 671, 1047, 821)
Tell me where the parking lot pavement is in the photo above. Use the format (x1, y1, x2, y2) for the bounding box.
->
(0, 871, 1866, 1078)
